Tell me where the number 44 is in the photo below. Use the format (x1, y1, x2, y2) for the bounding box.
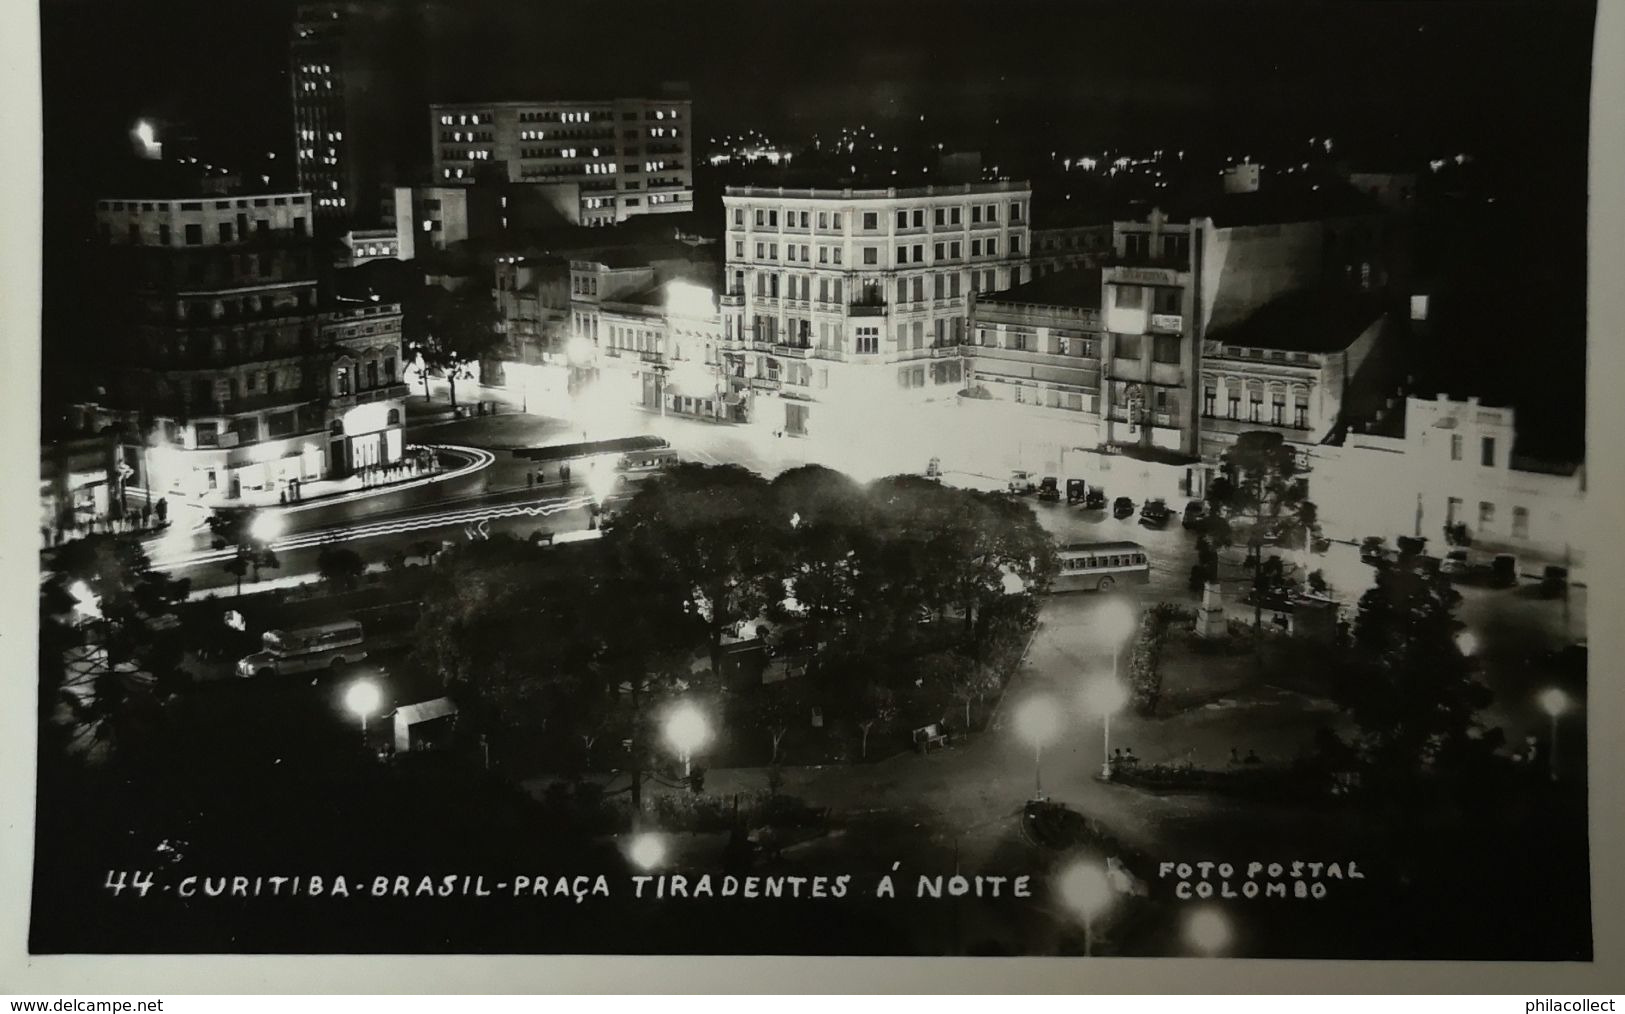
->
(103, 870, 156, 897)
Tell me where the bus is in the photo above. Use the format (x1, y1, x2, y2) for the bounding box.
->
(237, 619, 367, 678)
(1052, 540, 1152, 593)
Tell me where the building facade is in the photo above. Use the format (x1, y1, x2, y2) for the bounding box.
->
(1098, 201, 1398, 462)
(321, 300, 410, 475)
(718, 182, 1031, 454)
(1309, 395, 1586, 571)
(428, 98, 694, 226)
(1029, 224, 1114, 278)
(88, 190, 405, 505)
(1197, 290, 1392, 459)
(290, 1, 424, 228)
(963, 269, 1106, 474)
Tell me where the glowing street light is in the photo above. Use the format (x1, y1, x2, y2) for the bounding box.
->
(1538, 687, 1570, 783)
(585, 461, 618, 510)
(1083, 678, 1130, 779)
(1097, 599, 1138, 686)
(345, 679, 381, 743)
(249, 511, 285, 545)
(1014, 696, 1062, 795)
(1456, 630, 1479, 658)
(627, 832, 668, 871)
(1056, 860, 1114, 956)
(1184, 907, 1233, 955)
(664, 701, 712, 777)
(566, 335, 595, 366)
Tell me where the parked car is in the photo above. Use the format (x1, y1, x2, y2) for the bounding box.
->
(1037, 476, 1061, 502)
(1440, 549, 1473, 577)
(1112, 496, 1135, 519)
(1083, 487, 1108, 510)
(1540, 565, 1571, 597)
(1181, 500, 1207, 530)
(1008, 470, 1037, 495)
(1066, 478, 1090, 504)
(1139, 498, 1171, 527)
(1360, 538, 1394, 566)
(1491, 554, 1519, 587)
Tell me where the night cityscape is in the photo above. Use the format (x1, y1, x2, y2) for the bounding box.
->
(32, 0, 1596, 959)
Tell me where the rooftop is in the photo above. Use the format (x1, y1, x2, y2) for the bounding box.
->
(981, 268, 1103, 311)
(1207, 288, 1387, 354)
(723, 180, 1030, 202)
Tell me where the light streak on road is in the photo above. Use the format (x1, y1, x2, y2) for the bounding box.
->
(151, 489, 599, 570)
(275, 444, 495, 516)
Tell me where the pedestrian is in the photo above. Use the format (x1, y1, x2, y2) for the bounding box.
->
(538, 467, 546, 484)
(1124, 747, 1138, 767)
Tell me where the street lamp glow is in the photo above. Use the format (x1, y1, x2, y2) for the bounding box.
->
(1056, 860, 1115, 955)
(627, 832, 668, 871)
(1014, 696, 1062, 795)
(1083, 677, 1131, 780)
(134, 120, 155, 146)
(249, 511, 285, 544)
(585, 461, 618, 505)
(1539, 687, 1569, 718)
(664, 701, 712, 776)
(67, 581, 100, 620)
(345, 680, 381, 745)
(1539, 686, 1570, 784)
(1097, 599, 1138, 646)
(1185, 907, 1233, 955)
(1456, 631, 1479, 657)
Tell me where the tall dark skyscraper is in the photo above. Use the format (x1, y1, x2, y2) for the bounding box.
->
(290, 1, 427, 229)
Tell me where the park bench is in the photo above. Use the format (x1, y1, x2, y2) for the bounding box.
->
(913, 723, 949, 753)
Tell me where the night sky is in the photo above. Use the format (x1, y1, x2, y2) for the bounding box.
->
(40, 0, 1597, 180)
(37, 0, 1598, 454)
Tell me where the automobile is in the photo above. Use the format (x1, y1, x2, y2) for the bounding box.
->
(1066, 478, 1089, 504)
(1007, 470, 1037, 495)
(924, 457, 943, 482)
(1037, 476, 1061, 502)
(1112, 496, 1135, 519)
(1310, 534, 1332, 555)
(1540, 565, 1571, 597)
(1491, 554, 1519, 587)
(1138, 498, 1171, 527)
(1181, 500, 1207, 530)
(1360, 538, 1394, 566)
(1084, 488, 1108, 510)
(1440, 549, 1473, 577)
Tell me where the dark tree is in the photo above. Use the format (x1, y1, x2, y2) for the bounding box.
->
(316, 545, 366, 588)
(402, 282, 502, 408)
(1328, 553, 1499, 797)
(205, 510, 280, 596)
(1203, 431, 1318, 629)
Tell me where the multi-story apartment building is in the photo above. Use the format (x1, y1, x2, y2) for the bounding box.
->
(1098, 196, 1397, 463)
(718, 182, 1031, 445)
(86, 190, 406, 505)
(1197, 289, 1393, 459)
(321, 300, 410, 474)
(290, 2, 423, 227)
(964, 268, 1106, 475)
(1029, 224, 1114, 278)
(428, 97, 694, 226)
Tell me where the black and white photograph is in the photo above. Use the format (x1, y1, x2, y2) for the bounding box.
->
(25, 0, 1603, 962)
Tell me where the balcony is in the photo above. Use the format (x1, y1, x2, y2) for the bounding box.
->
(720, 291, 745, 307)
(333, 382, 411, 407)
(972, 345, 1096, 371)
(750, 376, 783, 391)
(773, 343, 812, 359)
(1150, 313, 1184, 334)
(848, 302, 888, 317)
(750, 340, 776, 353)
(929, 344, 963, 358)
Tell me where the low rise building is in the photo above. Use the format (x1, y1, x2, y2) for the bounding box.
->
(1310, 394, 1586, 571)
(963, 268, 1106, 475)
(1198, 289, 1394, 459)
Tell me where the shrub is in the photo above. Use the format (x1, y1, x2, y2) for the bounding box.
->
(1126, 603, 1194, 716)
